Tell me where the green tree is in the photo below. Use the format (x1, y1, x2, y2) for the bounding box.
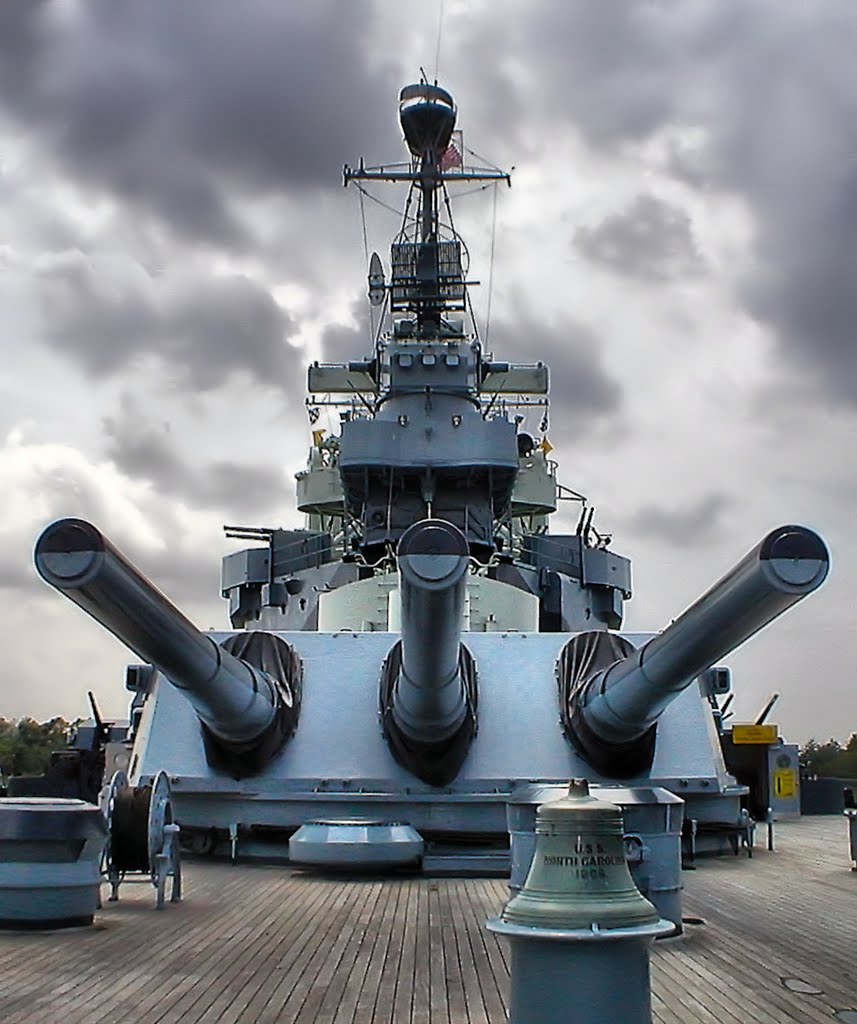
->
(801, 735, 857, 779)
(0, 717, 71, 778)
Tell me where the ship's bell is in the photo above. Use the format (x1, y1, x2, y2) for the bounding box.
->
(501, 779, 661, 932)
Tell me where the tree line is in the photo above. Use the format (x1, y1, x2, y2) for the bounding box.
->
(0, 717, 73, 780)
(799, 733, 857, 780)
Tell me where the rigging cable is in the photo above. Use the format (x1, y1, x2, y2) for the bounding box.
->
(357, 186, 376, 343)
(484, 181, 500, 345)
(354, 182, 417, 225)
(434, 0, 445, 83)
(464, 145, 507, 175)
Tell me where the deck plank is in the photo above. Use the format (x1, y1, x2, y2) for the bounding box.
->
(0, 817, 855, 1023)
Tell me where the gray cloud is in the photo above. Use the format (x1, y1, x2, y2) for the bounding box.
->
(0, 545, 35, 593)
(452, 4, 684, 152)
(0, 1, 398, 247)
(102, 396, 285, 518)
(627, 493, 733, 547)
(7, 0, 857, 413)
(319, 305, 374, 364)
(37, 254, 301, 395)
(450, 2, 857, 406)
(489, 314, 623, 433)
(575, 194, 705, 282)
(740, 172, 857, 407)
(0, 441, 208, 604)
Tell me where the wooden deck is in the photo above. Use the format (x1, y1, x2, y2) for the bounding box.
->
(1, 816, 855, 1023)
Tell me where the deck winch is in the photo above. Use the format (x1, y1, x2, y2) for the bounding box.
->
(104, 770, 181, 909)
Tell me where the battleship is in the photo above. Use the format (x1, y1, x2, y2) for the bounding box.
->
(2, 82, 853, 1024)
(30, 81, 828, 871)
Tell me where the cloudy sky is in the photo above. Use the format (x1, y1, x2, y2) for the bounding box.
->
(1, 0, 854, 746)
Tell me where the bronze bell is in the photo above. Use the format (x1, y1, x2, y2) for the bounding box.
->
(502, 779, 661, 932)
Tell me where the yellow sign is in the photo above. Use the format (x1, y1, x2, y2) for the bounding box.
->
(774, 769, 797, 799)
(731, 724, 779, 745)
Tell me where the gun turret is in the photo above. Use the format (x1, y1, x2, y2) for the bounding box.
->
(380, 519, 478, 787)
(560, 524, 829, 776)
(34, 519, 301, 776)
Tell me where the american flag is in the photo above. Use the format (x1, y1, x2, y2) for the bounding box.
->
(440, 130, 464, 172)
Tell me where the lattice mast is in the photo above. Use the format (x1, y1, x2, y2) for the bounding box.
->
(344, 82, 509, 334)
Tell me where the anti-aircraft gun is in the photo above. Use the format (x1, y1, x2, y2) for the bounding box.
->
(32, 83, 830, 870)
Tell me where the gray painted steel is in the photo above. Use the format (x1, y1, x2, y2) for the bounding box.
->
(486, 922, 669, 1024)
(35, 519, 279, 746)
(289, 820, 424, 868)
(846, 809, 857, 870)
(126, 630, 743, 853)
(394, 519, 469, 741)
(0, 798, 106, 927)
(30, 84, 831, 871)
(576, 525, 829, 746)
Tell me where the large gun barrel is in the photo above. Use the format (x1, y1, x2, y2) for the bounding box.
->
(566, 524, 829, 775)
(380, 519, 477, 786)
(35, 519, 299, 770)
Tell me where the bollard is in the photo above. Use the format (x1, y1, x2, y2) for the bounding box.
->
(0, 798, 107, 928)
(846, 810, 857, 870)
(487, 780, 673, 1024)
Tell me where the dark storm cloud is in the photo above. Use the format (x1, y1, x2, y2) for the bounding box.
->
(102, 407, 179, 484)
(0, 1, 398, 246)
(37, 254, 301, 396)
(6, 0, 857, 409)
(575, 195, 705, 282)
(628, 493, 733, 547)
(451, 2, 857, 406)
(488, 314, 623, 432)
(102, 396, 284, 517)
(711, 31, 857, 406)
(743, 187, 857, 405)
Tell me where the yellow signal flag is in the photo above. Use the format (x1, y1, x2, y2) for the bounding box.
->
(312, 428, 326, 448)
(540, 437, 554, 455)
